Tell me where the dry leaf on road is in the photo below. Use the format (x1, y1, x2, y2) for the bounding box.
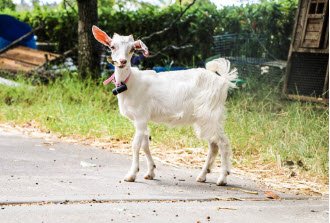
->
(264, 191, 281, 200)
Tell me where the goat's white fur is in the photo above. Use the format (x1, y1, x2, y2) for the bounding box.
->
(92, 26, 237, 185)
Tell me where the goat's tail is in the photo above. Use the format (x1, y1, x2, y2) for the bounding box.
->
(205, 58, 238, 89)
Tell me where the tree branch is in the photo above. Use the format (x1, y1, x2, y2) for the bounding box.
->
(148, 44, 193, 58)
(141, 0, 197, 41)
(63, 0, 77, 14)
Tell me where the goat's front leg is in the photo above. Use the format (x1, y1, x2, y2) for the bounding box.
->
(124, 121, 147, 182)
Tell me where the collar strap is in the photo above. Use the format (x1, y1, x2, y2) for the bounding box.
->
(103, 72, 131, 87)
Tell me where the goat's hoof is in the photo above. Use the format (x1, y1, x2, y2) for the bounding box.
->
(216, 177, 227, 186)
(216, 181, 227, 186)
(144, 173, 155, 180)
(196, 175, 206, 183)
(124, 175, 136, 182)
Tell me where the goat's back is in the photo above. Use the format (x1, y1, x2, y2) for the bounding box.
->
(136, 68, 231, 126)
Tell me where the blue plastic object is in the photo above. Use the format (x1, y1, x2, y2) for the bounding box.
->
(107, 63, 115, 70)
(153, 66, 187, 73)
(0, 14, 36, 50)
(132, 54, 144, 66)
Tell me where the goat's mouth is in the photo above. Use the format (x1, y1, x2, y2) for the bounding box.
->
(107, 57, 126, 68)
(112, 61, 126, 68)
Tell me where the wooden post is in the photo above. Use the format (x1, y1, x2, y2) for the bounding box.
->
(77, 0, 100, 79)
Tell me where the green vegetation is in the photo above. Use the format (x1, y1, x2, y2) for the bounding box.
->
(227, 67, 328, 177)
(0, 68, 328, 177)
(1, 0, 297, 65)
(0, 0, 15, 11)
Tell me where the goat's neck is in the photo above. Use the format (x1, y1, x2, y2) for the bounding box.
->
(114, 65, 132, 84)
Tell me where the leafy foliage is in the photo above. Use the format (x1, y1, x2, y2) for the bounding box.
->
(1, 0, 298, 66)
(0, 0, 15, 10)
(216, 0, 298, 59)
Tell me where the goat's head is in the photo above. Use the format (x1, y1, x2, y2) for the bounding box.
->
(92, 25, 149, 68)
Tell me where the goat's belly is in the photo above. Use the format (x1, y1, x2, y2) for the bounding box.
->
(150, 111, 195, 126)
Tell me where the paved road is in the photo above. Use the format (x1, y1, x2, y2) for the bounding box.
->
(0, 128, 328, 223)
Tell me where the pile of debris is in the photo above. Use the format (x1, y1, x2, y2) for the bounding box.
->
(0, 14, 62, 75)
(0, 45, 60, 73)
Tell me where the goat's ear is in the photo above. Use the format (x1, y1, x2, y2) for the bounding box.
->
(92, 25, 112, 47)
(134, 40, 149, 57)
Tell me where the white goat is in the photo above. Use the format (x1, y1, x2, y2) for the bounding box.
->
(92, 26, 238, 186)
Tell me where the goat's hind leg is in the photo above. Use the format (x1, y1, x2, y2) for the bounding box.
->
(142, 134, 156, 180)
(196, 142, 219, 183)
(216, 133, 232, 186)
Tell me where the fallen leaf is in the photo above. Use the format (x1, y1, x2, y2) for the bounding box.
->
(264, 191, 280, 200)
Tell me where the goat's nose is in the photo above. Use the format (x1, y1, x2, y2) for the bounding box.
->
(119, 59, 127, 64)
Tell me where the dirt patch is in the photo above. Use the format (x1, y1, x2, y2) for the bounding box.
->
(0, 121, 328, 196)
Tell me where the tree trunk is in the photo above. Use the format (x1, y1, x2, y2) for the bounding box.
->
(77, 0, 100, 79)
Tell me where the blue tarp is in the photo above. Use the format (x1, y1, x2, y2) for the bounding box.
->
(153, 66, 187, 73)
(0, 14, 36, 50)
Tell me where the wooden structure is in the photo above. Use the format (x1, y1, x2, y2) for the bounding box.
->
(0, 46, 59, 73)
(284, 0, 329, 103)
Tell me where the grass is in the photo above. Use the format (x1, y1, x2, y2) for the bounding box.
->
(227, 79, 328, 176)
(0, 67, 328, 178)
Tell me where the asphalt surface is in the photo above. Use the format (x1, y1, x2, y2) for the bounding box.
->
(0, 128, 328, 223)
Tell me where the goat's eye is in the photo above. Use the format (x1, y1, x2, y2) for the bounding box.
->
(129, 47, 134, 53)
(110, 46, 115, 50)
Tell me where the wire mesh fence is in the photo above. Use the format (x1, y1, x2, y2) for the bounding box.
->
(212, 33, 270, 65)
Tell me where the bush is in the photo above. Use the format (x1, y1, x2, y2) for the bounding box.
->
(1, 0, 297, 66)
(216, 0, 298, 59)
(0, 0, 15, 11)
